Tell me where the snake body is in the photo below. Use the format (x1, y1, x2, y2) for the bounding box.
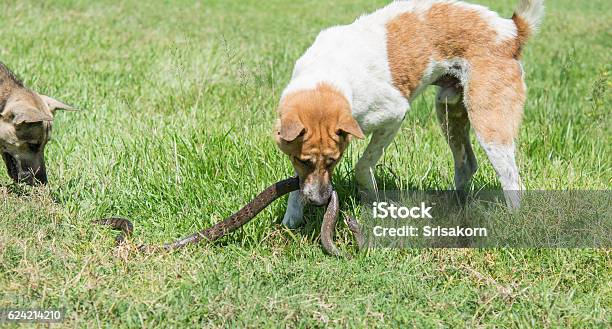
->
(320, 191, 366, 257)
(320, 191, 342, 256)
(94, 176, 364, 255)
(92, 217, 133, 245)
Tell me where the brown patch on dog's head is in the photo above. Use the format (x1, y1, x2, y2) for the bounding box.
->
(275, 83, 363, 205)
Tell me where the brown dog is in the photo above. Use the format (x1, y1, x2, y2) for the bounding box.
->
(0, 62, 73, 185)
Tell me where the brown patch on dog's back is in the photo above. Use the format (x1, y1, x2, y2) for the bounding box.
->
(386, 3, 529, 146)
(425, 3, 500, 58)
(386, 3, 527, 98)
(386, 3, 501, 97)
(386, 11, 432, 99)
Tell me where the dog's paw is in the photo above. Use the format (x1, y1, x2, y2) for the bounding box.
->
(282, 209, 305, 228)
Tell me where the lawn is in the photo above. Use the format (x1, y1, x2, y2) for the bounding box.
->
(0, 0, 610, 327)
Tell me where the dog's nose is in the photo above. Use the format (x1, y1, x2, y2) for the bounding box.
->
(302, 180, 333, 206)
(304, 188, 332, 206)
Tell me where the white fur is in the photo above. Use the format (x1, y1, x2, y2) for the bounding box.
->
(355, 121, 403, 190)
(282, 190, 304, 228)
(475, 134, 523, 208)
(280, 0, 533, 224)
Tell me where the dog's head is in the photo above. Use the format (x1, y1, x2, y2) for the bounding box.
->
(0, 89, 72, 185)
(275, 84, 364, 205)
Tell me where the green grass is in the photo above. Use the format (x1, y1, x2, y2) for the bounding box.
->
(1, 0, 610, 327)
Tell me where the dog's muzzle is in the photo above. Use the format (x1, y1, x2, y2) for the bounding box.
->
(302, 181, 333, 206)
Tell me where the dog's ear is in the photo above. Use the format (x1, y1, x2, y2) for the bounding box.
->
(38, 94, 76, 113)
(10, 107, 53, 125)
(336, 114, 365, 139)
(278, 112, 305, 142)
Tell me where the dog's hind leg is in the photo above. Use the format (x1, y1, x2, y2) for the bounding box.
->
(435, 80, 477, 194)
(464, 59, 526, 209)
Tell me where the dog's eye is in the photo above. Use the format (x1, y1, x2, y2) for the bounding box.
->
(295, 157, 313, 167)
(326, 158, 338, 167)
(27, 143, 41, 152)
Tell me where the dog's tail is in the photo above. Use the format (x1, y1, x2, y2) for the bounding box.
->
(511, 0, 545, 57)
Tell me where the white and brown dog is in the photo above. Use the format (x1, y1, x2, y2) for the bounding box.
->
(275, 0, 544, 227)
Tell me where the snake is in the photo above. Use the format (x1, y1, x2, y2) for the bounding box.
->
(93, 176, 364, 255)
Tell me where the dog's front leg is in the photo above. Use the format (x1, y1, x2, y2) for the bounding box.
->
(355, 121, 403, 192)
(282, 190, 305, 228)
